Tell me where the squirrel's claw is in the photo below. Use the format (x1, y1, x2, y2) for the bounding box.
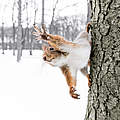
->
(71, 93, 80, 99)
(70, 87, 80, 99)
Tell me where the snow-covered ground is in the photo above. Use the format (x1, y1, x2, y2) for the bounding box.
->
(0, 50, 89, 120)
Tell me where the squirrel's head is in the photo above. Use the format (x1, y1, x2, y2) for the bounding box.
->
(42, 45, 68, 66)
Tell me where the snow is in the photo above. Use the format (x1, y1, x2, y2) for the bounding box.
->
(0, 50, 89, 120)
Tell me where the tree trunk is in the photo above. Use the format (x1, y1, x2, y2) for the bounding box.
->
(42, 0, 44, 25)
(29, 29, 33, 55)
(85, 0, 120, 120)
(1, 22, 4, 54)
(17, 25, 22, 62)
(87, 0, 91, 23)
(49, 0, 59, 34)
(12, 0, 16, 55)
(13, 22, 16, 56)
(17, 0, 22, 62)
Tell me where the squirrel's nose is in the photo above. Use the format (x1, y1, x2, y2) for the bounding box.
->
(49, 47, 54, 51)
(43, 56, 46, 61)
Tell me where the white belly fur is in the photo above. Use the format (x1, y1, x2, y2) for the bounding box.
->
(50, 31, 91, 69)
(51, 44, 91, 69)
(67, 45, 91, 69)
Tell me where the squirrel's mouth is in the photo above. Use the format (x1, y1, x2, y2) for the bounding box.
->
(43, 56, 47, 61)
(43, 56, 53, 62)
(46, 59, 52, 62)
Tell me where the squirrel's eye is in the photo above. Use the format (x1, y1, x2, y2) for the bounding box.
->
(49, 47, 54, 51)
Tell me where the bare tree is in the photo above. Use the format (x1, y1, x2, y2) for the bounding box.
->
(29, 0, 38, 55)
(1, 22, 4, 54)
(24, 0, 29, 50)
(52, 15, 86, 41)
(29, 29, 33, 55)
(42, 0, 44, 25)
(33, 8, 37, 25)
(29, 0, 40, 53)
(1, 3, 7, 54)
(85, 0, 120, 119)
(87, 0, 91, 23)
(17, 0, 22, 62)
(12, 0, 16, 55)
(49, 0, 59, 34)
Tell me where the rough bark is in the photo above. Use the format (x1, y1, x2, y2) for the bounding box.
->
(85, 0, 120, 120)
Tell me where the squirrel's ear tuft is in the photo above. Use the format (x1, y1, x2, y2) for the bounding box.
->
(42, 45, 47, 51)
(86, 22, 91, 33)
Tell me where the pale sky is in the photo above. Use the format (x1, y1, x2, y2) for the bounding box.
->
(0, 0, 87, 27)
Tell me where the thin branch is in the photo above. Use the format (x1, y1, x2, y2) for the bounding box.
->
(12, 0, 16, 22)
(49, 0, 59, 33)
(51, 0, 59, 24)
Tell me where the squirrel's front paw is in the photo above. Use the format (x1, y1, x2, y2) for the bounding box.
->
(70, 87, 80, 99)
(87, 74, 92, 87)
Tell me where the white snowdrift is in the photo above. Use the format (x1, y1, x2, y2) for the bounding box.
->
(0, 50, 89, 120)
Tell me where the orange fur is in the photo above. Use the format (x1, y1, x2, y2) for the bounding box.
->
(61, 65, 76, 87)
(33, 25, 79, 50)
(87, 74, 91, 87)
(60, 65, 80, 99)
(88, 60, 90, 66)
(33, 23, 91, 99)
(42, 46, 63, 63)
(46, 34, 78, 51)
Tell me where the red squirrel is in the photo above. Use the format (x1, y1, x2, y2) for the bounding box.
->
(33, 23, 91, 99)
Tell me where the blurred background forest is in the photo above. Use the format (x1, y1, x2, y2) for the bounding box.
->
(0, 1, 90, 120)
(0, 0, 89, 61)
